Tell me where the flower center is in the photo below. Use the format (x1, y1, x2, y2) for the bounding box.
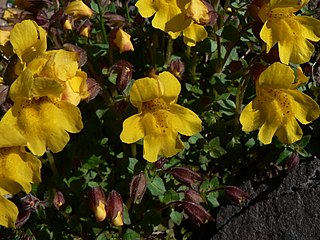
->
(142, 98, 169, 113)
(262, 89, 293, 117)
(267, 8, 293, 19)
(142, 98, 170, 134)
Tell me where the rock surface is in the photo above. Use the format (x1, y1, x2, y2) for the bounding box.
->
(212, 157, 320, 240)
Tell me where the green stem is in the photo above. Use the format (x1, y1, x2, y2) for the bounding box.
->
(46, 151, 58, 175)
(131, 143, 137, 158)
(164, 37, 174, 66)
(96, 0, 108, 45)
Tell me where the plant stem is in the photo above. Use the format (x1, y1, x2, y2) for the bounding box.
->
(46, 150, 58, 175)
(96, 0, 108, 45)
(164, 37, 174, 66)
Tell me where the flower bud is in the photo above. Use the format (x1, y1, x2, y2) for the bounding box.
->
(65, 0, 94, 20)
(179, 201, 213, 225)
(130, 172, 147, 204)
(0, 29, 11, 46)
(53, 191, 65, 209)
(285, 152, 300, 172)
(110, 27, 134, 53)
(79, 19, 93, 38)
(169, 59, 185, 79)
(104, 13, 127, 28)
(63, 15, 74, 30)
(224, 186, 250, 205)
(107, 190, 124, 226)
(184, 189, 204, 204)
(170, 167, 203, 189)
(88, 187, 107, 222)
(15, 210, 31, 228)
(250, 63, 266, 83)
(112, 60, 134, 92)
(85, 78, 101, 103)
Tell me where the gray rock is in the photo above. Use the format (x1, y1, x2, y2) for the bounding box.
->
(212, 157, 320, 240)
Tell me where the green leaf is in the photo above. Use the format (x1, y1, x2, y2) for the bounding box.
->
(127, 158, 139, 174)
(123, 229, 140, 240)
(170, 210, 184, 226)
(123, 204, 131, 225)
(297, 135, 311, 148)
(160, 189, 180, 203)
(276, 148, 292, 165)
(207, 192, 220, 208)
(82, 155, 103, 170)
(147, 176, 166, 196)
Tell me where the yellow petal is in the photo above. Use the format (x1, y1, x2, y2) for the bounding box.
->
(182, 24, 208, 47)
(240, 101, 263, 132)
(290, 67, 308, 89)
(288, 89, 320, 124)
(279, 35, 314, 64)
(0, 147, 41, 195)
(4, 98, 83, 156)
(269, 0, 308, 10)
(275, 117, 303, 144)
(10, 68, 63, 101)
(65, 0, 93, 20)
(143, 134, 161, 162)
(295, 16, 320, 41)
(150, 0, 191, 33)
(120, 114, 145, 143)
(170, 104, 202, 135)
(112, 211, 124, 226)
(257, 62, 294, 89)
(130, 77, 161, 108)
(185, 0, 210, 25)
(158, 71, 180, 103)
(10, 20, 47, 63)
(260, 20, 279, 53)
(0, 195, 18, 228)
(135, 0, 157, 18)
(258, 118, 279, 144)
(113, 28, 134, 53)
(0, 114, 27, 148)
(0, 30, 10, 46)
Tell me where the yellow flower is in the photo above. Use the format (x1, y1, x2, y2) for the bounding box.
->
(120, 71, 202, 162)
(65, 0, 94, 20)
(10, 20, 47, 64)
(258, 0, 320, 64)
(0, 147, 41, 228)
(135, 0, 209, 46)
(112, 27, 134, 53)
(240, 62, 320, 144)
(0, 98, 83, 156)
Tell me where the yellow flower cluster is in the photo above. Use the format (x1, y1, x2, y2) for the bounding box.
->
(135, 0, 213, 46)
(0, 20, 88, 227)
(240, 0, 320, 144)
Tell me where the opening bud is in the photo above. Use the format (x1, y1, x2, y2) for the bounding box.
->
(112, 60, 134, 92)
(79, 19, 93, 38)
(88, 187, 107, 222)
(169, 59, 185, 79)
(224, 186, 250, 205)
(107, 190, 124, 226)
(65, 0, 94, 20)
(53, 191, 65, 209)
(130, 172, 147, 204)
(109, 27, 134, 53)
(185, 0, 217, 26)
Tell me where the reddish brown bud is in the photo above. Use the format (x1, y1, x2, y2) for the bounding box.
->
(53, 191, 65, 209)
(104, 13, 127, 28)
(170, 167, 203, 189)
(179, 201, 213, 225)
(154, 156, 168, 169)
(286, 152, 300, 171)
(62, 14, 74, 30)
(130, 172, 147, 204)
(184, 189, 204, 204)
(112, 60, 134, 92)
(169, 59, 185, 79)
(88, 187, 107, 222)
(109, 27, 134, 53)
(85, 78, 101, 103)
(224, 186, 250, 205)
(107, 190, 124, 226)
